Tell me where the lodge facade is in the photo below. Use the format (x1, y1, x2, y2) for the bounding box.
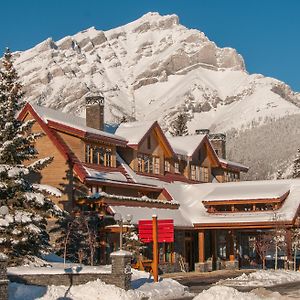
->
(18, 96, 300, 272)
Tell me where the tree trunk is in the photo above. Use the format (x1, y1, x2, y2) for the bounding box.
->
(262, 257, 266, 270)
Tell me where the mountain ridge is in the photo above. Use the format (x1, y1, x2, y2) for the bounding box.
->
(7, 12, 300, 179)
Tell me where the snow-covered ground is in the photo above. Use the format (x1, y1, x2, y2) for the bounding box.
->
(218, 270, 300, 287)
(193, 286, 287, 300)
(8, 268, 192, 300)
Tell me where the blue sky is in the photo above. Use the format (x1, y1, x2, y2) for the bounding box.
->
(1, 0, 300, 91)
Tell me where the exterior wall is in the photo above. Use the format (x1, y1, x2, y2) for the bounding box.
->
(57, 131, 85, 161)
(24, 113, 73, 210)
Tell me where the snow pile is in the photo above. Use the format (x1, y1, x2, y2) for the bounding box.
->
(218, 270, 300, 287)
(193, 286, 285, 300)
(8, 268, 191, 300)
(194, 286, 259, 300)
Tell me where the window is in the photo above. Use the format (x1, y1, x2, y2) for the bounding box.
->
(164, 160, 170, 172)
(153, 157, 160, 174)
(147, 136, 151, 149)
(85, 144, 113, 167)
(137, 153, 152, 173)
(174, 162, 179, 173)
(190, 165, 196, 180)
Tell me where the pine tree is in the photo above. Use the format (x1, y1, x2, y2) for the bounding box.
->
(0, 49, 62, 264)
(123, 227, 145, 262)
(292, 149, 300, 178)
(169, 113, 189, 137)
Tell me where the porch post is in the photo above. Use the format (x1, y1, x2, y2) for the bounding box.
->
(286, 228, 293, 270)
(195, 229, 208, 272)
(198, 230, 205, 263)
(225, 230, 238, 270)
(229, 230, 235, 262)
(212, 230, 218, 270)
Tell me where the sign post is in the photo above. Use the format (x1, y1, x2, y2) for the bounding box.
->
(152, 215, 159, 283)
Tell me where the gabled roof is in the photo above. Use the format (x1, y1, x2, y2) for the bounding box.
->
(115, 120, 175, 157)
(19, 103, 127, 146)
(167, 134, 206, 157)
(115, 120, 154, 145)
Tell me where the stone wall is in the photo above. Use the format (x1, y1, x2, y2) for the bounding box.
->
(9, 250, 133, 291)
(0, 254, 8, 300)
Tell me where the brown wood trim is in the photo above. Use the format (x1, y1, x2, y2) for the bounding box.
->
(193, 220, 294, 230)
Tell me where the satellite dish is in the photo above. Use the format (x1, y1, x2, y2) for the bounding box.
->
(0, 206, 9, 216)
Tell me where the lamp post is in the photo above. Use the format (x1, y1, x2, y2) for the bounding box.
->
(114, 213, 133, 251)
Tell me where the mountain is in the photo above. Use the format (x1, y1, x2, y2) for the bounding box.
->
(11, 12, 300, 180)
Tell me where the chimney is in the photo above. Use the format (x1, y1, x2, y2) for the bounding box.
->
(86, 95, 105, 131)
(209, 133, 226, 159)
(195, 129, 210, 135)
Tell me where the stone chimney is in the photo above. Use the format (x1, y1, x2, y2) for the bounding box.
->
(195, 129, 226, 159)
(209, 133, 226, 159)
(195, 129, 210, 135)
(86, 95, 105, 131)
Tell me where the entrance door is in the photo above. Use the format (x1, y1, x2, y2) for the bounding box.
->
(184, 233, 195, 271)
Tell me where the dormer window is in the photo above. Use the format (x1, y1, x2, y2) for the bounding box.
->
(85, 144, 113, 167)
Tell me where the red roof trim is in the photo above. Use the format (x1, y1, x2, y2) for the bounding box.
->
(220, 161, 249, 172)
(47, 120, 127, 147)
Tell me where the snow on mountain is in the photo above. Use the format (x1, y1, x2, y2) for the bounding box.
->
(8, 12, 300, 179)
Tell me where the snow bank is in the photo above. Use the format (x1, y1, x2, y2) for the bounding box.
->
(193, 286, 284, 300)
(193, 286, 259, 300)
(218, 269, 300, 287)
(8, 268, 191, 300)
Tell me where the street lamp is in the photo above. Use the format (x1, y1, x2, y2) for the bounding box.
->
(113, 213, 133, 250)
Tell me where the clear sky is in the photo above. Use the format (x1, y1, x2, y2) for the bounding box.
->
(1, 0, 300, 91)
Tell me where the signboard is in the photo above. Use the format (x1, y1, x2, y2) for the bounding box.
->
(138, 219, 174, 243)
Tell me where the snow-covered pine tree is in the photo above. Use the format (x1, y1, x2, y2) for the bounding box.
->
(123, 227, 145, 262)
(169, 113, 189, 137)
(0, 48, 62, 265)
(292, 149, 300, 178)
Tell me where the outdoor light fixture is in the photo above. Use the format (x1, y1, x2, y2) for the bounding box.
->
(113, 213, 133, 250)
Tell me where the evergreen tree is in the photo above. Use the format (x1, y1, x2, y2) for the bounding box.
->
(292, 148, 300, 178)
(0, 49, 62, 264)
(169, 113, 189, 137)
(123, 227, 145, 262)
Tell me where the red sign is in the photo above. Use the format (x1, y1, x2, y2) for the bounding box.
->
(138, 219, 174, 243)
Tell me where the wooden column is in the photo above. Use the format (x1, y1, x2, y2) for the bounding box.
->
(212, 230, 218, 266)
(286, 228, 292, 262)
(198, 230, 205, 263)
(228, 230, 235, 262)
(152, 215, 159, 282)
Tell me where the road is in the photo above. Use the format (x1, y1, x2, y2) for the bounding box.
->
(167, 270, 300, 299)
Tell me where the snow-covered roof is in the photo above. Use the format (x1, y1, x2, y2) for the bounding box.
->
(109, 205, 192, 227)
(85, 167, 128, 183)
(202, 182, 290, 202)
(166, 179, 300, 225)
(114, 121, 154, 145)
(219, 158, 249, 171)
(30, 104, 126, 142)
(167, 134, 206, 156)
